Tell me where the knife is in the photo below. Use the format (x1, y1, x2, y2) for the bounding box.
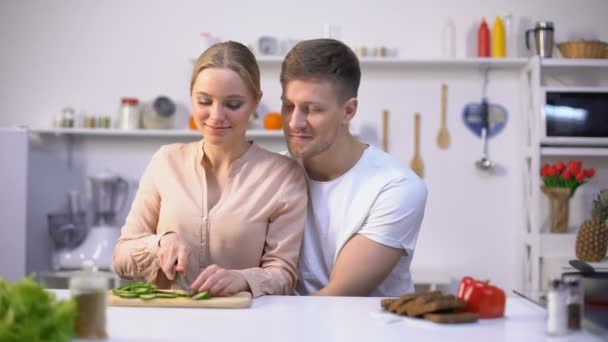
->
(175, 271, 191, 294)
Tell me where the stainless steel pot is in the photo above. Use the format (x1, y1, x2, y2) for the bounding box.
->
(563, 260, 608, 330)
(563, 260, 608, 306)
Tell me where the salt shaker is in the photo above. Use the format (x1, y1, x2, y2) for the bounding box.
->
(69, 261, 109, 340)
(546, 278, 568, 336)
(563, 275, 583, 331)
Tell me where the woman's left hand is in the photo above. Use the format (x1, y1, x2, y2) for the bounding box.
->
(190, 264, 250, 297)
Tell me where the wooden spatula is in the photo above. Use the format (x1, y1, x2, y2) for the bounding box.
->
(410, 113, 424, 178)
(437, 83, 451, 149)
(382, 110, 389, 152)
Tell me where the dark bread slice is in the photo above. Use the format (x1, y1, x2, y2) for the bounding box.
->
(423, 312, 479, 324)
(381, 298, 396, 310)
(393, 291, 444, 315)
(406, 295, 467, 317)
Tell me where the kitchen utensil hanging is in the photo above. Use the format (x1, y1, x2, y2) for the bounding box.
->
(461, 67, 508, 173)
(382, 110, 389, 152)
(436, 83, 451, 149)
(410, 113, 424, 178)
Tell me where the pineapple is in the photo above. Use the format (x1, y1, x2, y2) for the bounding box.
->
(576, 189, 608, 262)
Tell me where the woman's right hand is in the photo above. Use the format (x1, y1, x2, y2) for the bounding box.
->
(157, 232, 191, 280)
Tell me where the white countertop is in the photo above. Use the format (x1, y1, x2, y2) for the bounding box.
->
(50, 290, 604, 342)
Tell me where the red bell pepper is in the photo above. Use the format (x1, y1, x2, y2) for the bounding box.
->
(457, 276, 506, 319)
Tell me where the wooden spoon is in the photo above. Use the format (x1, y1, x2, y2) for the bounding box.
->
(382, 110, 389, 152)
(436, 83, 451, 149)
(410, 113, 424, 178)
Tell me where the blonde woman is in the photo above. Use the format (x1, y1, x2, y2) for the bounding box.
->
(113, 41, 307, 297)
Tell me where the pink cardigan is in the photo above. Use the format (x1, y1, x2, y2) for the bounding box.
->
(112, 140, 307, 297)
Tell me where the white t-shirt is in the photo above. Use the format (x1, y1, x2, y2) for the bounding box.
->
(295, 145, 427, 297)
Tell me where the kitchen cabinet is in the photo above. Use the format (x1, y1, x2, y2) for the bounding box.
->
(521, 57, 608, 292)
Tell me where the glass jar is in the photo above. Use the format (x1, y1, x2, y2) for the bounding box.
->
(116, 97, 140, 129)
(546, 278, 568, 336)
(69, 262, 109, 339)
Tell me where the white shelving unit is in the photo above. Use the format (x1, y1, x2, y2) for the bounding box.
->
(29, 127, 284, 139)
(521, 56, 608, 292)
(256, 55, 528, 69)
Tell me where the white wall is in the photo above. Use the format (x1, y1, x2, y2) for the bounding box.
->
(0, 128, 28, 281)
(1, 0, 607, 292)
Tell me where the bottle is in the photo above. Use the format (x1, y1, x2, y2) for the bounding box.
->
(442, 18, 456, 58)
(564, 275, 583, 331)
(492, 16, 506, 58)
(503, 13, 516, 57)
(478, 18, 491, 57)
(69, 261, 109, 339)
(546, 278, 568, 336)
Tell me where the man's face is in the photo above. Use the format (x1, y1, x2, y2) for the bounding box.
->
(281, 79, 354, 159)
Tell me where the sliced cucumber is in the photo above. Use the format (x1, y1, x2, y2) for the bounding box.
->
(192, 291, 211, 300)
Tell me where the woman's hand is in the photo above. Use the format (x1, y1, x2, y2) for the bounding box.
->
(190, 264, 250, 297)
(157, 232, 191, 280)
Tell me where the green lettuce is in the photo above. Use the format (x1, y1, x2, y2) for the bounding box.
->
(0, 275, 76, 342)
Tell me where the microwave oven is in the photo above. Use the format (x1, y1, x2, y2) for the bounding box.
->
(541, 87, 608, 146)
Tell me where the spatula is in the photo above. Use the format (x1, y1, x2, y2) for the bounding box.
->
(382, 110, 389, 152)
(436, 83, 451, 149)
(410, 113, 424, 178)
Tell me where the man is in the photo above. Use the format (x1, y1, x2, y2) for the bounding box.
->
(280, 39, 428, 297)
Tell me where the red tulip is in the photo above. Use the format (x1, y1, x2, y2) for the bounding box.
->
(547, 166, 557, 177)
(555, 161, 565, 172)
(562, 170, 572, 180)
(584, 168, 595, 178)
(568, 160, 582, 175)
(541, 164, 548, 177)
(575, 172, 585, 182)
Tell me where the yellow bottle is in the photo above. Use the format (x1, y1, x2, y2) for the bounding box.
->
(492, 16, 506, 58)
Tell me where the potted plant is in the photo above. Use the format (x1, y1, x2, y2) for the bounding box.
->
(540, 160, 595, 233)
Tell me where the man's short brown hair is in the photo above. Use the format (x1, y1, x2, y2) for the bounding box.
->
(280, 39, 361, 102)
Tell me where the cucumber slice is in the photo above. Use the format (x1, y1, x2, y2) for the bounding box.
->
(139, 293, 157, 300)
(152, 292, 179, 299)
(192, 291, 211, 300)
(133, 286, 153, 294)
(112, 289, 139, 298)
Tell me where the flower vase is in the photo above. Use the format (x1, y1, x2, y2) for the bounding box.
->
(542, 186, 571, 233)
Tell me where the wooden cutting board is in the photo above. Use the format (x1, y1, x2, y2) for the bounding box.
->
(108, 291, 252, 309)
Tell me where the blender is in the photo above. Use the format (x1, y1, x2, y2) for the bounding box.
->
(54, 171, 129, 271)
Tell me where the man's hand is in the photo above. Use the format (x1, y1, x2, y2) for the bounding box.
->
(314, 234, 403, 296)
(157, 232, 191, 280)
(190, 264, 250, 297)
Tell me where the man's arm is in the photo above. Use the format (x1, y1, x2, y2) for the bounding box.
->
(313, 234, 403, 296)
(314, 174, 427, 297)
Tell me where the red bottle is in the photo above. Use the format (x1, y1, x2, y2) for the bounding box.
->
(478, 18, 490, 57)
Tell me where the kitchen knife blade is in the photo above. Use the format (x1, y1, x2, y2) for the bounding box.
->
(175, 271, 191, 293)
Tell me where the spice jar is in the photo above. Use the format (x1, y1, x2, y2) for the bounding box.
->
(546, 278, 568, 336)
(69, 262, 109, 339)
(563, 274, 583, 331)
(116, 97, 140, 129)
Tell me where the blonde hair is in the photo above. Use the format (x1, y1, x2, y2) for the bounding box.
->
(190, 41, 261, 100)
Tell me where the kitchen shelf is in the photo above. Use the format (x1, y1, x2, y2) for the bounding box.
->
(540, 58, 608, 69)
(538, 233, 577, 258)
(29, 128, 284, 139)
(256, 56, 528, 69)
(540, 147, 608, 157)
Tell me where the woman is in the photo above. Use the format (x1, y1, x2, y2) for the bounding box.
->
(112, 41, 307, 298)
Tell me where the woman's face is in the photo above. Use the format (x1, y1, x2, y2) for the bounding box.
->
(191, 67, 258, 147)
